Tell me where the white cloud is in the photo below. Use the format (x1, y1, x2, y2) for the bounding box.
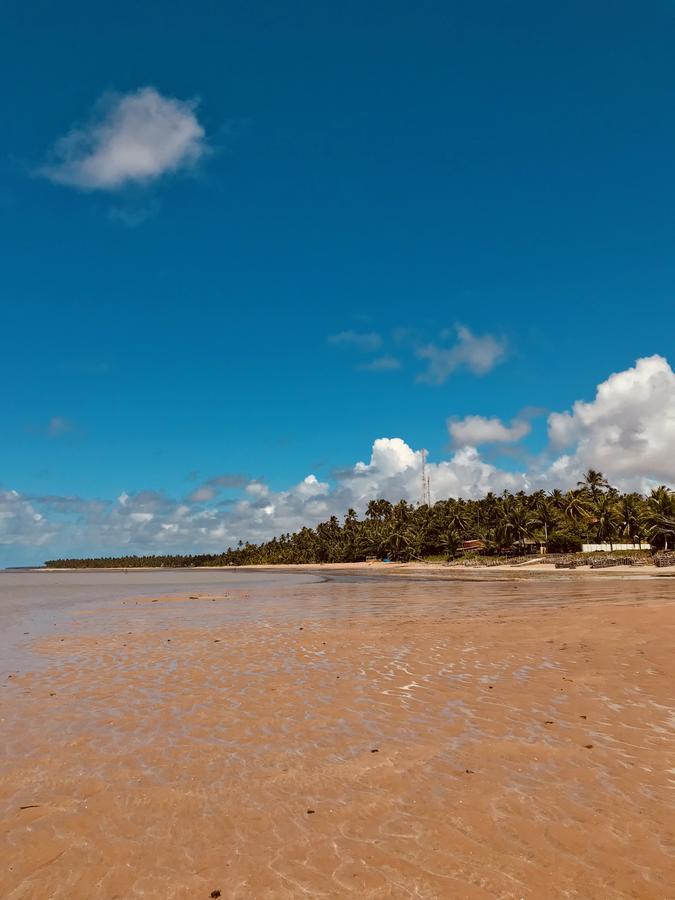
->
(328, 331, 382, 352)
(48, 416, 74, 438)
(108, 202, 159, 227)
(5, 355, 675, 563)
(0, 490, 57, 547)
(187, 473, 249, 503)
(417, 326, 507, 384)
(358, 355, 401, 372)
(187, 485, 217, 503)
(246, 481, 270, 498)
(40, 87, 207, 191)
(546, 354, 675, 492)
(449, 415, 531, 447)
(338, 439, 527, 509)
(295, 474, 328, 498)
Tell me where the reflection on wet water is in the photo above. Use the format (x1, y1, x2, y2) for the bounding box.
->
(1, 572, 674, 898)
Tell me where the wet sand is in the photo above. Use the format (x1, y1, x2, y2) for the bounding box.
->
(1, 571, 674, 898)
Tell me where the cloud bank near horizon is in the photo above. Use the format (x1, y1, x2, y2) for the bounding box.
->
(3, 355, 675, 562)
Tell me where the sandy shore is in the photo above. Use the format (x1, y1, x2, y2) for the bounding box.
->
(235, 559, 675, 579)
(39, 559, 675, 579)
(1, 571, 674, 898)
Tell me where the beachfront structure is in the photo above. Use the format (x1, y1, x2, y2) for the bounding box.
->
(461, 540, 485, 552)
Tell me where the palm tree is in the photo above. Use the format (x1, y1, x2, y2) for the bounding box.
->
(365, 499, 393, 521)
(562, 488, 591, 525)
(384, 527, 412, 561)
(533, 496, 557, 550)
(619, 495, 644, 546)
(447, 501, 469, 535)
(578, 469, 610, 502)
(445, 527, 462, 560)
(593, 494, 620, 547)
(646, 487, 675, 550)
(549, 488, 565, 510)
(498, 504, 537, 554)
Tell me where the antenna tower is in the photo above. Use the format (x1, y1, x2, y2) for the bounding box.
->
(420, 449, 431, 506)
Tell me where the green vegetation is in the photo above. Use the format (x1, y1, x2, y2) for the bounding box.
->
(44, 471, 675, 568)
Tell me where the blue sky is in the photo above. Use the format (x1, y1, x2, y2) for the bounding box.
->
(3, 0, 675, 564)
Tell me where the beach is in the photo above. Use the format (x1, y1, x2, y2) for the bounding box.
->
(1, 568, 674, 898)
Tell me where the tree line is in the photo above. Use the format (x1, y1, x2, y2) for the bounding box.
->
(44, 471, 675, 568)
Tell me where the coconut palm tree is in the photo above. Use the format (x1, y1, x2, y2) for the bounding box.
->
(646, 487, 675, 550)
(577, 469, 610, 501)
(498, 503, 537, 554)
(533, 496, 557, 550)
(562, 488, 591, 525)
(547, 488, 564, 512)
(447, 501, 469, 536)
(593, 494, 621, 547)
(445, 527, 462, 560)
(619, 495, 644, 546)
(365, 499, 393, 521)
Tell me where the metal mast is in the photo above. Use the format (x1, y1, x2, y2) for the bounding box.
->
(420, 449, 431, 506)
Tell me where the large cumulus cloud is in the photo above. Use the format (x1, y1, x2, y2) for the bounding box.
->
(546, 355, 675, 492)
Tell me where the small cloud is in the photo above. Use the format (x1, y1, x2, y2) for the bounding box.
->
(328, 331, 382, 352)
(417, 326, 507, 384)
(392, 326, 421, 345)
(39, 87, 208, 191)
(48, 416, 74, 438)
(207, 473, 249, 489)
(448, 415, 530, 447)
(108, 201, 159, 227)
(358, 355, 402, 372)
(187, 485, 217, 503)
(186, 472, 249, 503)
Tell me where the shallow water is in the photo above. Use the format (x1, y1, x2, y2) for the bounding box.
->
(1, 571, 674, 898)
(0, 569, 320, 677)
